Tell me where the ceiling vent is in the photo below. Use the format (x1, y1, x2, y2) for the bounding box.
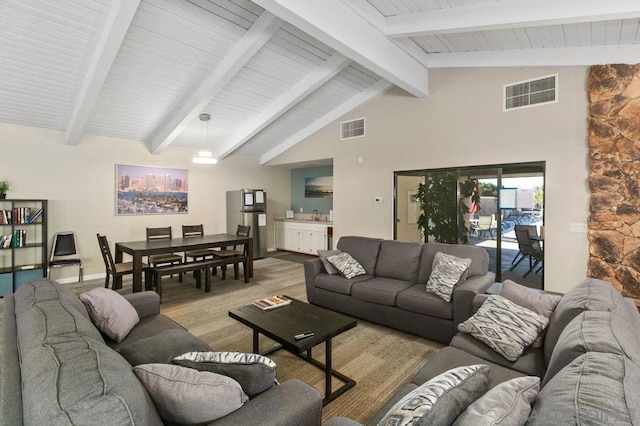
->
(504, 74, 558, 111)
(341, 118, 365, 140)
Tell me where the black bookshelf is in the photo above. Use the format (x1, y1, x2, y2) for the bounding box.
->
(0, 199, 48, 296)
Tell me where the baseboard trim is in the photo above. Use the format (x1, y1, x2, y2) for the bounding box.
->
(55, 273, 106, 285)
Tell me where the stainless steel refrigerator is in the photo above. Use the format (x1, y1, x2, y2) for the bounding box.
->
(226, 189, 267, 259)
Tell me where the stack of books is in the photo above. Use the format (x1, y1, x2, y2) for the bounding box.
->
(252, 295, 292, 310)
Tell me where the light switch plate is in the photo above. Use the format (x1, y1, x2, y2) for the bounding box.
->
(570, 223, 588, 233)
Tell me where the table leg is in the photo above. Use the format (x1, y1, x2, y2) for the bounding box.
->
(114, 244, 124, 290)
(253, 330, 260, 354)
(247, 238, 254, 278)
(132, 253, 142, 293)
(325, 339, 332, 401)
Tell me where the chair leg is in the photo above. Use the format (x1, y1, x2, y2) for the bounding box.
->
(104, 274, 110, 288)
(79, 265, 84, 283)
(508, 255, 526, 271)
(195, 270, 202, 288)
(153, 271, 163, 302)
(234, 262, 239, 280)
(205, 266, 211, 292)
(144, 270, 152, 291)
(221, 265, 227, 280)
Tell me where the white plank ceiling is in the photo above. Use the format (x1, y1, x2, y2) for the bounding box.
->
(2, 0, 640, 165)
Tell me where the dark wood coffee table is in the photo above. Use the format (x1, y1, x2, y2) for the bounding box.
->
(228, 297, 357, 405)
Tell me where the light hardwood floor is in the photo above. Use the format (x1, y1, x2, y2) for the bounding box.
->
(0, 257, 443, 424)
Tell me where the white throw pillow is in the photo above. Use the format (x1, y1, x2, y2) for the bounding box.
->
(378, 364, 489, 426)
(458, 295, 549, 361)
(426, 252, 472, 302)
(133, 364, 248, 424)
(327, 252, 366, 279)
(79, 288, 139, 343)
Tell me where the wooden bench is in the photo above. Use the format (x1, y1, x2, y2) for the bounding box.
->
(152, 256, 249, 301)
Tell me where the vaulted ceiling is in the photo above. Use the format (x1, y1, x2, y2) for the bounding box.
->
(3, 0, 640, 165)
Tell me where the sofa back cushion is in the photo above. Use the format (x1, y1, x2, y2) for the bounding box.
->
(14, 279, 163, 425)
(542, 310, 640, 386)
(544, 278, 629, 365)
(375, 240, 423, 282)
(418, 243, 489, 283)
(336, 236, 383, 275)
(528, 352, 640, 425)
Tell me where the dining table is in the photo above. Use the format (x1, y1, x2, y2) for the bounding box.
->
(115, 233, 254, 292)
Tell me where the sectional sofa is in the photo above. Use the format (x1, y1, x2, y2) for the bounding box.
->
(325, 278, 640, 425)
(304, 236, 496, 343)
(1, 279, 323, 426)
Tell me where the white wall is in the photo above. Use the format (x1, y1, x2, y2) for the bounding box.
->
(270, 67, 591, 294)
(0, 123, 290, 281)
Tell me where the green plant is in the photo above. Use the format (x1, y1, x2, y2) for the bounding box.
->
(416, 175, 476, 244)
(0, 179, 10, 194)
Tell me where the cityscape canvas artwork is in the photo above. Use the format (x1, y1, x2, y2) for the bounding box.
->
(116, 164, 188, 215)
(305, 176, 333, 198)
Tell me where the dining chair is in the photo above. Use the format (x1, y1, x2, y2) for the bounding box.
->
(509, 225, 543, 277)
(96, 234, 151, 290)
(48, 231, 83, 282)
(212, 225, 250, 280)
(146, 227, 183, 282)
(182, 224, 216, 261)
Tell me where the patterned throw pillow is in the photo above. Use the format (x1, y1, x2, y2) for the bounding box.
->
(458, 295, 549, 362)
(327, 252, 366, 279)
(453, 376, 540, 425)
(426, 253, 471, 302)
(378, 364, 489, 426)
(173, 351, 277, 398)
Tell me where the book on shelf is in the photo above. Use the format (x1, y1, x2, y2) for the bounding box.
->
(28, 209, 43, 223)
(252, 295, 292, 310)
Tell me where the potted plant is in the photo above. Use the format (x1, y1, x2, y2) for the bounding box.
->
(0, 179, 10, 199)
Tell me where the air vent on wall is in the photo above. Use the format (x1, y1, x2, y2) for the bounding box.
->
(504, 74, 558, 111)
(340, 118, 365, 140)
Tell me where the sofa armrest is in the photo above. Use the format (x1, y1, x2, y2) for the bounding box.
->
(452, 272, 495, 330)
(122, 291, 160, 319)
(212, 379, 322, 426)
(304, 258, 326, 303)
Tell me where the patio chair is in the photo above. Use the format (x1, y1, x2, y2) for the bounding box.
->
(474, 214, 496, 239)
(509, 225, 543, 277)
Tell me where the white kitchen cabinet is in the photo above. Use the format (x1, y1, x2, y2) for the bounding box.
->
(274, 221, 329, 255)
(275, 221, 286, 250)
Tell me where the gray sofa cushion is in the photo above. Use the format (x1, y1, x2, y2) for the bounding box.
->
(528, 352, 640, 425)
(351, 277, 413, 306)
(418, 243, 489, 283)
(336, 236, 383, 275)
(107, 313, 188, 350)
(544, 278, 628, 365)
(315, 273, 373, 295)
(14, 281, 163, 425)
(542, 310, 640, 386)
(450, 334, 546, 377)
(412, 346, 526, 391)
(116, 329, 213, 366)
(396, 284, 453, 320)
(375, 240, 423, 282)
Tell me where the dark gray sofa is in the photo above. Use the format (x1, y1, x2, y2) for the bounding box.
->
(305, 236, 496, 343)
(1, 279, 323, 426)
(325, 278, 640, 425)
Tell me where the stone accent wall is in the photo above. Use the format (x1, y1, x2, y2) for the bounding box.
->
(588, 64, 640, 300)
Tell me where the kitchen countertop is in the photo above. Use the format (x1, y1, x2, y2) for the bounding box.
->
(274, 218, 333, 225)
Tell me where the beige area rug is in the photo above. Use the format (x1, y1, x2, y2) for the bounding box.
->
(0, 257, 443, 424)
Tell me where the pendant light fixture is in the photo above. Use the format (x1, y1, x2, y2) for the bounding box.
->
(192, 113, 217, 164)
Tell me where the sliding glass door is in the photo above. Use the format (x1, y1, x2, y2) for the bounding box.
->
(394, 162, 545, 288)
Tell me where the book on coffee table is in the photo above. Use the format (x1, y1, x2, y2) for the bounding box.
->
(252, 295, 292, 310)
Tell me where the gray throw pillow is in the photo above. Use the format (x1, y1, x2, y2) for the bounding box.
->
(79, 288, 140, 343)
(327, 252, 366, 279)
(377, 364, 489, 426)
(458, 295, 549, 362)
(117, 329, 213, 366)
(499, 280, 561, 348)
(318, 249, 342, 275)
(426, 252, 472, 302)
(173, 351, 277, 398)
(453, 376, 540, 425)
(133, 364, 248, 424)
